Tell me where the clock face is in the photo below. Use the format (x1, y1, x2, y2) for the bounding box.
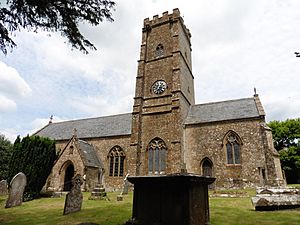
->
(152, 80, 167, 94)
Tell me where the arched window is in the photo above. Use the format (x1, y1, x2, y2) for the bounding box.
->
(69, 145, 74, 155)
(147, 137, 167, 175)
(108, 146, 125, 177)
(224, 131, 242, 165)
(155, 44, 164, 57)
(201, 158, 213, 177)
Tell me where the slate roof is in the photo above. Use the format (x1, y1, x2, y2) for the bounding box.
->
(35, 113, 132, 141)
(78, 140, 103, 168)
(35, 97, 263, 139)
(184, 97, 262, 125)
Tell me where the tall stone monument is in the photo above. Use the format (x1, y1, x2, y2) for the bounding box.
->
(63, 174, 83, 215)
(5, 172, 27, 208)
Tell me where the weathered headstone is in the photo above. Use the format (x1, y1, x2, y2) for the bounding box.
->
(0, 180, 8, 196)
(63, 174, 83, 215)
(121, 174, 130, 195)
(5, 172, 27, 208)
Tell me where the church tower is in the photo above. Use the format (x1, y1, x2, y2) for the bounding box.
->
(131, 9, 195, 176)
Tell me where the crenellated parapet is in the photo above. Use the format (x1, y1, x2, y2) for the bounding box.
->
(142, 8, 191, 41)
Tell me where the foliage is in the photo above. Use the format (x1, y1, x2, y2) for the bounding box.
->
(268, 118, 300, 150)
(8, 135, 57, 201)
(268, 118, 300, 183)
(279, 146, 300, 183)
(0, 134, 13, 180)
(0, 0, 115, 54)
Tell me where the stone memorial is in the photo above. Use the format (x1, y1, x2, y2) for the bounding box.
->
(5, 172, 27, 208)
(0, 180, 8, 196)
(127, 173, 215, 225)
(89, 183, 108, 200)
(63, 174, 83, 215)
(252, 187, 300, 211)
(121, 174, 130, 195)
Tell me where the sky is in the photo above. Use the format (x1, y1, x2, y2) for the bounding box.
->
(0, 0, 300, 142)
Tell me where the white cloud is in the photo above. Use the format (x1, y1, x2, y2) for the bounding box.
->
(0, 61, 32, 98)
(0, 61, 32, 113)
(0, 0, 299, 140)
(30, 116, 66, 134)
(68, 93, 133, 117)
(0, 95, 17, 112)
(1, 128, 19, 142)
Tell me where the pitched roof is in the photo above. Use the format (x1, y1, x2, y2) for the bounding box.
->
(78, 140, 103, 168)
(184, 97, 263, 125)
(35, 113, 132, 140)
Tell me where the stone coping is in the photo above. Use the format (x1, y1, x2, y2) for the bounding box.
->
(127, 173, 216, 185)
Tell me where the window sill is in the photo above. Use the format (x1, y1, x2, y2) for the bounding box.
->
(226, 164, 242, 167)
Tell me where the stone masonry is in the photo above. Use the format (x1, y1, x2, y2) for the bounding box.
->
(36, 9, 284, 191)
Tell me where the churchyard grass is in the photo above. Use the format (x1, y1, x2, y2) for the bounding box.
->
(210, 195, 300, 225)
(0, 189, 300, 225)
(0, 192, 133, 225)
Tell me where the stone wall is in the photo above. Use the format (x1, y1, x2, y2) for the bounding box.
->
(85, 167, 100, 191)
(48, 138, 85, 191)
(87, 135, 134, 191)
(184, 118, 268, 188)
(132, 9, 194, 177)
(47, 135, 134, 192)
(261, 125, 285, 186)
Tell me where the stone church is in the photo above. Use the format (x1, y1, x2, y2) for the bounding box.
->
(35, 9, 284, 191)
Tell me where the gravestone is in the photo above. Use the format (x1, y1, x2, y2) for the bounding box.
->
(128, 173, 215, 225)
(89, 183, 108, 200)
(63, 174, 83, 215)
(0, 180, 8, 196)
(252, 187, 300, 211)
(5, 172, 27, 208)
(121, 174, 130, 195)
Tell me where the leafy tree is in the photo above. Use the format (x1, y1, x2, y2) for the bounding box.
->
(268, 118, 300, 183)
(268, 118, 300, 150)
(0, 0, 115, 54)
(0, 134, 13, 180)
(8, 135, 57, 200)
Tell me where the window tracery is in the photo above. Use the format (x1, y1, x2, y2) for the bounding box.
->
(147, 137, 167, 174)
(224, 131, 241, 165)
(108, 146, 125, 177)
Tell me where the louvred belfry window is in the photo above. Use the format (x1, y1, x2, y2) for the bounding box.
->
(155, 44, 164, 57)
(108, 146, 125, 177)
(147, 137, 167, 175)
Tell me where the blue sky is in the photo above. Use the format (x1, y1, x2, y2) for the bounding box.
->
(1, 0, 300, 141)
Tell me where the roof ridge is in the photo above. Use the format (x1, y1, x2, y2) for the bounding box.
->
(49, 112, 131, 125)
(194, 97, 254, 107)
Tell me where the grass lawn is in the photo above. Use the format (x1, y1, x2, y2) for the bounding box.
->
(0, 189, 299, 225)
(0, 192, 133, 225)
